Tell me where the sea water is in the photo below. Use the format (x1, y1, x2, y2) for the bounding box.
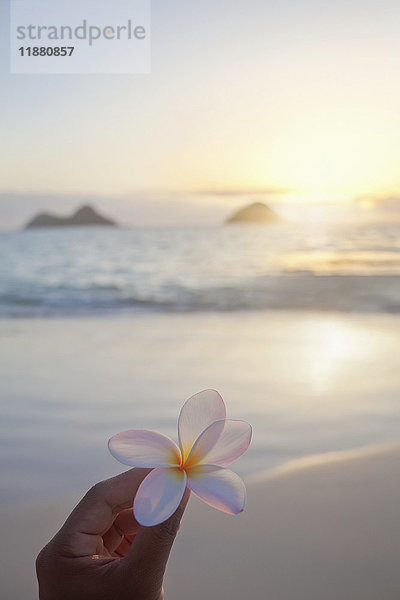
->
(2, 221, 400, 317)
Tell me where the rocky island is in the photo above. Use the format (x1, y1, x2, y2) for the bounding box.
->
(227, 201, 280, 224)
(25, 205, 117, 229)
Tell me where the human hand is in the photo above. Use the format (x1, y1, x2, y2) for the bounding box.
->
(36, 468, 190, 600)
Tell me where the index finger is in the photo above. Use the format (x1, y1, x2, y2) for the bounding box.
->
(54, 468, 150, 556)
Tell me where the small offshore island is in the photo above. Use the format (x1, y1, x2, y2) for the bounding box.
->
(25, 205, 117, 229)
(227, 201, 280, 224)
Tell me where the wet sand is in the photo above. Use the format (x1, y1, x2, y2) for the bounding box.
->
(1, 311, 400, 598)
(2, 311, 400, 507)
(166, 444, 400, 599)
(0, 445, 399, 599)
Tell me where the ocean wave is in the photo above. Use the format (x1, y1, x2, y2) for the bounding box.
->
(2, 225, 400, 317)
(2, 274, 400, 317)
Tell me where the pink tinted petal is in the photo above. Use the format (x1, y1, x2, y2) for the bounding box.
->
(186, 419, 252, 468)
(134, 468, 187, 526)
(108, 430, 181, 468)
(187, 466, 246, 515)
(178, 390, 226, 462)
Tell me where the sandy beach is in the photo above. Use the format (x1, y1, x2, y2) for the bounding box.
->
(1, 311, 400, 598)
(0, 312, 400, 600)
(167, 444, 400, 600)
(0, 444, 399, 599)
(2, 311, 400, 503)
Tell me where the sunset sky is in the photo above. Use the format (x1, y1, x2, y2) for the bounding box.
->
(1, 0, 400, 222)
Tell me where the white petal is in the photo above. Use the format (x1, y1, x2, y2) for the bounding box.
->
(187, 466, 246, 514)
(178, 390, 226, 462)
(108, 430, 181, 468)
(134, 468, 187, 526)
(186, 419, 252, 468)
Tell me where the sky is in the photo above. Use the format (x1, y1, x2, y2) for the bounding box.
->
(1, 0, 400, 226)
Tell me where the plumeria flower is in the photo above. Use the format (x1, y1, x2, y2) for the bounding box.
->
(108, 390, 252, 526)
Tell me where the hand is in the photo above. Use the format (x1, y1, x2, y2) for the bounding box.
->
(36, 468, 190, 600)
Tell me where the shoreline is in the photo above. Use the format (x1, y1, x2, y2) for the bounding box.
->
(2, 306, 400, 320)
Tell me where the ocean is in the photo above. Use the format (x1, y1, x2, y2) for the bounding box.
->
(2, 221, 400, 317)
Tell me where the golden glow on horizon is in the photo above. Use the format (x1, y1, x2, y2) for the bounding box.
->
(359, 199, 376, 210)
(3, 80, 400, 203)
(249, 120, 393, 203)
(3, 0, 400, 206)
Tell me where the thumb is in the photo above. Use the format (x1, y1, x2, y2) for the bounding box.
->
(120, 488, 191, 593)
